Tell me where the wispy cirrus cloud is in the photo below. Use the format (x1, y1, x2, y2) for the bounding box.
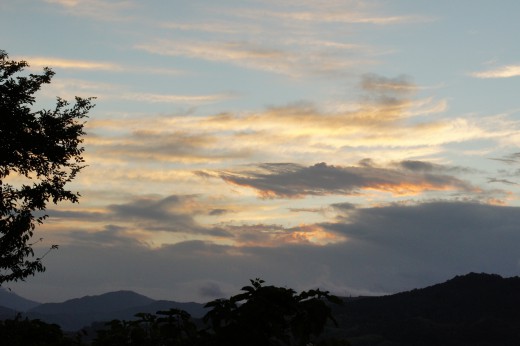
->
(86, 128, 251, 164)
(44, 0, 136, 21)
(121, 92, 233, 104)
(39, 78, 228, 106)
(135, 39, 368, 77)
(80, 73, 508, 168)
(22, 56, 183, 76)
(22, 56, 122, 71)
(161, 21, 254, 34)
(471, 65, 520, 78)
(230, 8, 423, 25)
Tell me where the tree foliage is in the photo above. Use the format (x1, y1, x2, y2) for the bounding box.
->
(0, 50, 94, 284)
(0, 314, 77, 346)
(203, 278, 342, 346)
(93, 279, 346, 346)
(94, 309, 200, 346)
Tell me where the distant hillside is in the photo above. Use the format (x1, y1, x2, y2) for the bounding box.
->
(26, 290, 206, 331)
(29, 290, 154, 315)
(0, 288, 40, 311)
(4, 272, 520, 343)
(330, 272, 520, 345)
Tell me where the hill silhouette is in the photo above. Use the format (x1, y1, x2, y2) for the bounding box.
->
(331, 272, 520, 345)
(25, 290, 206, 331)
(1, 272, 519, 344)
(29, 290, 154, 315)
(0, 288, 40, 311)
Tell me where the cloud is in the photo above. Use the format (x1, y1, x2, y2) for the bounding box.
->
(361, 73, 416, 93)
(121, 92, 232, 104)
(217, 223, 345, 247)
(161, 21, 252, 34)
(86, 128, 251, 163)
(218, 161, 476, 198)
(228, 5, 427, 25)
(67, 224, 142, 247)
(135, 39, 368, 77)
(22, 56, 183, 76)
(326, 201, 520, 266)
(490, 152, 520, 164)
(39, 78, 228, 107)
(22, 57, 122, 71)
(44, 0, 136, 21)
(45, 0, 79, 7)
(48, 195, 234, 238)
(471, 65, 520, 78)
(78, 72, 510, 187)
(198, 281, 226, 299)
(487, 178, 517, 185)
(14, 201, 520, 303)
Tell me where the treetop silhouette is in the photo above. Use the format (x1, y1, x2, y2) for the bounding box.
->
(0, 50, 94, 284)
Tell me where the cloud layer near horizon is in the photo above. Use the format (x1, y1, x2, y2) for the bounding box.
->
(18, 201, 520, 303)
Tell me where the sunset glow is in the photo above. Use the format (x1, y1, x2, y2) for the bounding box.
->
(3, 0, 520, 303)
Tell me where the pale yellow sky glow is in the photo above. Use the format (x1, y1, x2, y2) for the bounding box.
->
(471, 65, 520, 79)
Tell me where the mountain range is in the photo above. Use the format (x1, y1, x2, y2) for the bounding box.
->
(330, 272, 520, 345)
(0, 289, 207, 331)
(1, 272, 520, 344)
(0, 287, 40, 311)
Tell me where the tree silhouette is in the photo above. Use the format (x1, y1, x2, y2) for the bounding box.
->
(94, 309, 200, 346)
(0, 50, 94, 284)
(203, 278, 342, 346)
(0, 314, 76, 346)
(92, 279, 346, 346)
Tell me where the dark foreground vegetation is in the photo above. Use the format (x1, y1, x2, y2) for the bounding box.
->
(0, 279, 347, 346)
(1, 273, 520, 345)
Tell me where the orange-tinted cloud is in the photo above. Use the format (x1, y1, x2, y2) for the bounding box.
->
(218, 161, 476, 198)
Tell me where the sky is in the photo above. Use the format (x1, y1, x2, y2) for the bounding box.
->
(2, 0, 520, 303)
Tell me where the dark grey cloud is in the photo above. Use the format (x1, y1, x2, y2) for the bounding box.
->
(219, 161, 475, 198)
(48, 194, 234, 237)
(108, 195, 194, 223)
(67, 225, 142, 247)
(209, 208, 228, 216)
(490, 152, 520, 164)
(397, 160, 438, 172)
(396, 160, 476, 174)
(330, 202, 357, 211)
(15, 201, 520, 304)
(487, 178, 518, 185)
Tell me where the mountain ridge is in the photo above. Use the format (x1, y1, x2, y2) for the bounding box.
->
(21, 290, 207, 331)
(2, 272, 519, 342)
(29, 290, 155, 315)
(0, 288, 40, 312)
(331, 272, 520, 345)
